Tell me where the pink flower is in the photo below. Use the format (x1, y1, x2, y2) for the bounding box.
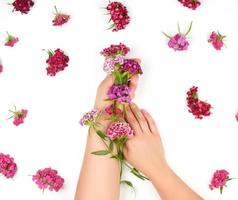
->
(208, 31, 225, 50)
(209, 169, 230, 194)
(0, 153, 17, 178)
(107, 84, 131, 103)
(121, 59, 143, 75)
(163, 22, 192, 51)
(12, 0, 34, 14)
(101, 43, 130, 57)
(0, 64, 3, 73)
(103, 55, 125, 73)
(9, 107, 28, 126)
(45, 49, 69, 76)
(186, 86, 212, 119)
(4, 32, 19, 47)
(106, 1, 130, 32)
(52, 6, 70, 26)
(106, 121, 133, 140)
(32, 167, 64, 192)
(80, 109, 100, 126)
(105, 105, 122, 115)
(235, 112, 238, 122)
(178, 0, 201, 10)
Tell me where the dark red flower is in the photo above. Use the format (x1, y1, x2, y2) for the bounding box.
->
(12, 0, 34, 14)
(45, 49, 69, 76)
(52, 6, 70, 26)
(101, 43, 130, 57)
(186, 86, 212, 119)
(178, 0, 201, 10)
(106, 1, 130, 32)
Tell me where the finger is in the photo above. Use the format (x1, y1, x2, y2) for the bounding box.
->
(100, 74, 115, 91)
(141, 109, 158, 134)
(125, 105, 143, 135)
(129, 75, 139, 99)
(130, 103, 151, 133)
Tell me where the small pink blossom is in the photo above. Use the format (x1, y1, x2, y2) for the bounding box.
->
(0, 153, 17, 178)
(105, 105, 122, 115)
(0, 64, 3, 73)
(4, 32, 19, 47)
(9, 106, 28, 126)
(103, 55, 124, 73)
(52, 6, 70, 26)
(235, 112, 238, 122)
(80, 109, 100, 126)
(106, 121, 133, 140)
(32, 167, 64, 192)
(209, 169, 230, 194)
(208, 31, 225, 50)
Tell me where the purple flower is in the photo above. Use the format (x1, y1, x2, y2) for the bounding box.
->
(80, 109, 100, 126)
(107, 84, 131, 103)
(168, 34, 189, 51)
(103, 55, 125, 73)
(121, 59, 142, 75)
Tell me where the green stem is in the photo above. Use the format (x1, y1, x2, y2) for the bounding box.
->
(185, 21, 193, 36)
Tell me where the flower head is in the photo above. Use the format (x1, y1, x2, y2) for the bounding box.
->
(0, 64, 3, 73)
(208, 31, 225, 50)
(9, 107, 28, 126)
(168, 34, 189, 51)
(105, 104, 122, 115)
(106, 1, 130, 32)
(80, 109, 100, 127)
(45, 49, 69, 76)
(32, 167, 64, 192)
(235, 112, 238, 122)
(178, 0, 201, 10)
(52, 6, 70, 26)
(101, 43, 130, 57)
(106, 121, 133, 140)
(107, 84, 131, 103)
(121, 59, 142, 75)
(186, 86, 212, 119)
(209, 169, 230, 194)
(5, 32, 19, 47)
(12, 0, 34, 14)
(103, 55, 124, 73)
(0, 153, 17, 178)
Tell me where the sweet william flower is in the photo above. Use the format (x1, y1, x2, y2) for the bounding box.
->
(0, 153, 17, 178)
(107, 84, 131, 103)
(12, 0, 34, 14)
(101, 43, 130, 57)
(80, 109, 100, 127)
(32, 167, 64, 192)
(8, 106, 28, 126)
(163, 22, 192, 51)
(235, 112, 238, 122)
(103, 54, 124, 73)
(121, 59, 142, 75)
(209, 169, 231, 194)
(4, 32, 19, 47)
(208, 31, 225, 50)
(178, 0, 201, 10)
(105, 104, 122, 115)
(0, 64, 3, 73)
(52, 6, 70, 26)
(186, 86, 212, 119)
(106, 121, 133, 140)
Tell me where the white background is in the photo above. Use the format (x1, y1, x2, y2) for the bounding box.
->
(1, 0, 238, 199)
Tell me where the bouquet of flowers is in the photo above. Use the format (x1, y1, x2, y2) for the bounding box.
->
(80, 43, 147, 188)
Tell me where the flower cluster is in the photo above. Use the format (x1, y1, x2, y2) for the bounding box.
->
(45, 49, 69, 76)
(0, 64, 3, 73)
(5, 32, 19, 47)
(209, 169, 231, 194)
(0, 153, 17, 178)
(106, 122, 134, 140)
(100, 43, 130, 57)
(186, 86, 212, 119)
(106, 1, 130, 32)
(105, 105, 122, 116)
(12, 0, 34, 14)
(32, 167, 64, 192)
(9, 106, 28, 126)
(107, 84, 131, 103)
(163, 22, 192, 51)
(80, 109, 100, 126)
(178, 0, 201, 10)
(208, 31, 225, 50)
(103, 54, 124, 73)
(52, 6, 70, 26)
(121, 59, 143, 75)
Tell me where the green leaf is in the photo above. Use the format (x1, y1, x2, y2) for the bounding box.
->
(96, 130, 106, 140)
(131, 168, 149, 181)
(121, 180, 134, 188)
(91, 150, 109, 155)
(162, 31, 171, 38)
(109, 140, 113, 152)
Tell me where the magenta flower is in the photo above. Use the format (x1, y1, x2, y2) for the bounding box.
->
(12, 0, 34, 14)
(52, 6, 70, 26)
(208, 31, 225, 50)
(105, 105, 122, 115)
(0, 64, 3, 73)
(32, 167, 64, 192)
(101, 43, 130, 57)
(209, 169, 231, 194)
(121, 59, 142, 75)
(235, 112, 238, 122)
(186, 86, 212, 119)
(106, 1, 130, 32)
(163, 22, 192, 51)
(178, 0, 201, 10)
(4, 32, 19, 47)
(103, 55, 125, 73)
(9, 106, 28, 126)
(106, 121, 133, 140)
(0, 153, 17, 178)
(80, 109, 100, 127)
(107, 84, 131, 103)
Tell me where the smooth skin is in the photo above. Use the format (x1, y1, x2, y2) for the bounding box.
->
(124, 103, 203, 200)
(75, 72, 139, 200)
